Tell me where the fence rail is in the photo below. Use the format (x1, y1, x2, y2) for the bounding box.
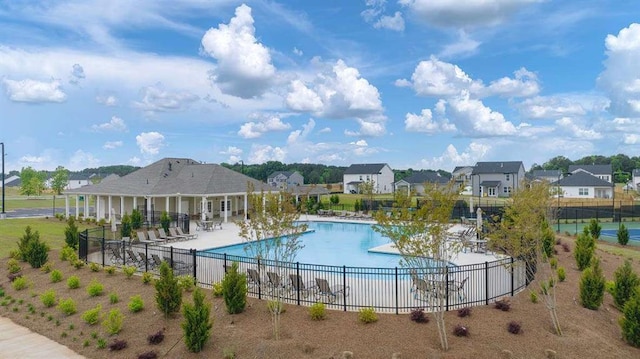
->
(79, 227, 527, 313)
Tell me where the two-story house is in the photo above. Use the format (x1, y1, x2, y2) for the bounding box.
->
(267, 171, 304, 190)
(531, 169, 562, 183)
(394, 171, 450, 195)
(471, 161, 525, 198)
(343, 163, 394, 194)
(452, 166, 474, 190)
(551, 171, 613, 199)
(568, 164, 612, 183)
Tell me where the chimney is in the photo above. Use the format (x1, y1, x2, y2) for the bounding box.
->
(168, 162, 172, 171)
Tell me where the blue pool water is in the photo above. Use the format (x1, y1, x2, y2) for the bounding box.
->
(206, 221, 403, 267)
(601, 228, 640, 241)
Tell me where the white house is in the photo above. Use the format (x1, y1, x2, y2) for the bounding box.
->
(0, 175, 20, 188)
(471, 161, 526, 198)
(394, 171, 450, 195)
(267, 171, 304, 189)
(532, 169, 562, 183)
(551, 171, 613, 199)
(343, 163, 394, 194)
(65, 173, 92, 189)
(568, 164, 612, 183)
(452, 166, 473, 190)
(633, 169, 640, 191)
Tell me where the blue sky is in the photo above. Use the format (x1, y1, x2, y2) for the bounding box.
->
(1, 1, 639, 173)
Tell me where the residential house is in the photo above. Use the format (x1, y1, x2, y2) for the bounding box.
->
(65, 173, 92, 189)
(394, 171, 450, 195)
(532, 169, 562, 183)
(568, 164, 612, 183)
(633, 169, 640, 191)
(471, 161, 526, 198)
(63, 157, 268, 224)
(452, 166, 473, 190)
(0, 175, 21, 188)
(343, 163, 394, 194)
(551, 171, 613, 199)
(267, 171, 304, 189)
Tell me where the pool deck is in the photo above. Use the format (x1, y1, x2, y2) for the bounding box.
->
(166, 215, 502, 266)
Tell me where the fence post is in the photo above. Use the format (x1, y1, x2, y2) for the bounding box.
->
(121, 240, 125, 266)
(192, 249, 197, 280)
(144, 243, 148, 272)
(510, 257, 514, 296)
(101, 236, 105, 267)
(257, 258, 262, 300)
(342, 265, 347, 311)
(170, 247, 174, 269)
(102, 225, 105, 240)
(395, 267, 399, 315)
(485, 261, 489, 305)
(445, 266, 449, 311)
(296, 262, 300, 306)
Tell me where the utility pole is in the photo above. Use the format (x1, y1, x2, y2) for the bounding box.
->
(1, 142, 5, 219)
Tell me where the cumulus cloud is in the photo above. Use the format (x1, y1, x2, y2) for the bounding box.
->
(439, 30, 480, 58)
(485, 68, 540, 98)
(418, 142, 491, 169)
(374, 12, 405, 31)
(286, 80, 323, 112)
(349, 139, 378, 156)
(400, 0, 541, 29)
(238, 116, 291, 139)
(102, 141, 123, 149)
(248, 144, 286, 164)
(91, 116, 127, 132)
(2, 78, 66, 103)
(405, 108, 456, 133)
(220, 146, 243, 163)
(293, 47, 303, 56)
(287, 119, 315, 145)
(344, 119, 386, 137)
(555, 117, 602, 140)
(136, 131, 165, 155)
(201, 4, 276, 98)
(597, 23, 640, 117)
(395, 56, 484, 97)
(516, 95, 588, 119)
(447, 92, 518, 136)
(133, 84, 199, 114)
(68, 150, 100, 171)
(623, 134, 640, 145)
(96, 94, 118, 106)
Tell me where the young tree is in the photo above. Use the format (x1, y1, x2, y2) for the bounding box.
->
(236, 183, 307, 340)
(588, 218, 602, 240)
(488, 180, 563, 335)
(358, 179, 375, 212)
(373, 181, 460, 351)
(575, 227, 596, 271)
(612, 260, 640, 310)
(222, 262, 247, 314)
(131, 209, 143, 230)
(160, 211, 171, 233)
(51, 166, 69, 195)
(19, 166, 45, 196)
(120, 212, 132, 239)
(618, 223, 630, 246)
(155, 261, 182, 317)
(182, 287, 212, 352)
(64, 216, 79, 249)
(579, 257, 605, 310)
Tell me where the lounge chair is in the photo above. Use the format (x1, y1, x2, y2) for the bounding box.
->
(126, 249, 144, 269)
(135, 231, 157, 245)
(413, 277, 432, 302)
(266, 271, 287, 295)
(158, 228, 180, 242)
(247, 268, 262, 289)
(151, 254, 165, 268)
(212, 220, 223, 230)
(176, 227, 198, 240)
(168, 227, 189, 241)
(147, 230, 167, 244)
(289, 274, 314, 298)
(162, 256, 192, 275)
(110, 247, 125, 265)
(449, 277, 468, 301)
(314, 278, 349, 303)
(137, 252, 155, 270)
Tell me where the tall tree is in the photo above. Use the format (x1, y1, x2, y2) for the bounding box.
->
(373, 181, 460, 351)
(51, 166, 69, 195)
(19, 166, 45, 196)
(236, 183, 307, 340)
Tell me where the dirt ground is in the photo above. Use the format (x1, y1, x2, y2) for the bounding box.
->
(2, 235, 640, 359)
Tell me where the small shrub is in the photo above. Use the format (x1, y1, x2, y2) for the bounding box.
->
(562, 242, 570, 252)
(50, 269, 63, 283)
(457, 307, 471, 317)
(549, 258, 558, 269)
(222, 348, 237, 359)
(123, 265, 137, 278)
(97, 338, 107, 349)
(67, 276, 80, 289)
(104, 266, 117, 275)
(19, 226, 50, 268)
(128, 295, 144, 313)
(40, 261, 53, 273)
(147, 329, 165, 345)
(12, 276, 28, 291)
(358, 307, 378, 324)
(87, 279, 104, 297)
(494, 298, 511, 311)
(612, 260, 640, 310)
(142, 272, 154, 284)
(410, 308, 429, 323)
(530, 291, 539, 303)
(541, 225, 555, 258)
(91, 331, 98, 339)
(82, 304, 102, 325)
(40, 289, 57, 308)
(620, 291, 640, 347)
(574, 228, 595, 271)
(309, 302, 327, 321)
(182, 288, 212, 352)
(64, 217, 80, 249)
(60, 246, 77, 262)
(138, 351, 158, 359)
(72, 259, 85, 269)
(588, 218, 601, 239)
(507, 321, 522, 334)
(178, 275, 196, 292)
(7, 260, 22, 274)
(618, 223, 630, 246)
(58, 298, 77, 316)
(211, 281, 223, 297)
(155, 261, 182, 317)
(89, 263, 101, 272)
(580, 257, 605, 310)
(453, 324, 469, 337)
(102, 308, 125, 335)
(222, 262, 246, 314)
(109, 292, 119, 304)
(83, 340, 90, 347)
(557, 267, 566, 282)
(108, 339, 128, 351)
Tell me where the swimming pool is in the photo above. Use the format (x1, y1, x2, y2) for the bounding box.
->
(206, 221, 407, 267)
(601, 228, 640, 241)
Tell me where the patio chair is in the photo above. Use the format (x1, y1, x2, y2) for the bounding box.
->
(168, 227, 189, 241)
(449, 277, 468, 301)
(247, 268, 262, 289)
(151, 254, 166, 268)
(289, 274, 315, 298)
(212, 220, 223, 230)
(413, 277, 433, 302)
(176, 227, 198, 240)
(162, 256, 192, 275)
(158, 227, 180, 242)
(147, 229, 167, 244)
(126, 249, 144, 269)
(110, 247, 125, 265)
(266, 271, 288, 295)
(137, 251, 155, 270)
(314, 278, 349, 303)
(135, 231, 157, 245)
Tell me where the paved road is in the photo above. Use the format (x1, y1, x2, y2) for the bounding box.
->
(2, 207, 86, 219)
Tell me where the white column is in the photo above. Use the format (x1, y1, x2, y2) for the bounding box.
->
(177, 195, 182, 214)
(96, 195, 101, 219)
(120, 196, 124, 216)
(224, 194, 228, 223)
(201, 196, 207, 220)
(75, 195, 79, 219)
(146, 197, 152, 222)
(84, 196, 89, 218)
(108, 196, 112, 221)
(244, 193, 248, 220)
(165, 196, 170, 212)
(65, 196, 69, 218)
(133, 197, 137, 212)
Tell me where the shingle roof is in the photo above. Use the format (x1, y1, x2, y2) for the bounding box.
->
(452, 166, 473, 173)
(397, 171, 449, 185)
(344, 163, 388, 175)
(268, 171, 294, 179)
(552, 171, 613, 187)
(568, 164, 612, 175)
(532, 169, 561, 178)
(64, 158, 268, 196)
(472, 161, 523, 175)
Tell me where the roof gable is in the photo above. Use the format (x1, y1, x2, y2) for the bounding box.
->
(568, 164, 612, 175)
(472, 161, 523, 175)
(399, 171, 449, 185)
(344, 163, 389, 175)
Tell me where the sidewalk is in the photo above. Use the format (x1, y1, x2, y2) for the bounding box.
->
(0, 316, 85, 359)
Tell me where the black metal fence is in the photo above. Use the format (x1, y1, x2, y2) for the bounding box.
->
(79, 227, 527, 313)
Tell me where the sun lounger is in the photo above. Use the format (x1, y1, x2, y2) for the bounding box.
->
(162, 256, 192, 275)
(266, 271, 288, 295)
(135, 231, 157, 245)
(176, 227, 198, 240)
(158, 227, 180, 242)
(247, 268, 262, 289)
(289, 274, 315, 298)
(314, 278, 349, 303)
(147, 230, 167, 244)
(168, 227, 190, 241)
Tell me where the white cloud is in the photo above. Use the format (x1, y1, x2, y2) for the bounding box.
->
(374, 12, 405, 31)
(220, 146, 243, 163)
(68, 150, 100, 171)
(248, 144, 286, 164)
(447, 92, 518, 136)
(318, 127, 331, 133)
(96, 94, 118, 106)
(349, 139, 378, 156)
(555, 117, 602, 140)
(418, 142, 490, 169)
(238, 116, 291, 139)
(396, 56, 483, 97)
(439, 30, 480, 58)
(136, 132, 165, 155)
(345, 119, 386, 137)
(19, 155, 48, 166)
(91, 116, 127, 132)
(2, 78, 66, 103)
(400, 0, 542, 29)
(133, 84, 199, 114)
(201, 4, 276, 99)
(293, 47, 303, 56)
(597, 23, 640, 117)
(286, 80, 323, 112)
(404, 108, 456, 133)
(485, 68, 539, 98)
(102, 141, 123, 149)
(517, 95, 588, 119)
(69, 63, 85, 84)
(623, 134, 640, 145)
(128, 156, 142, 166)
(287, 119, 315, 145)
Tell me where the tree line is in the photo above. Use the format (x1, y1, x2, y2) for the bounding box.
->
(530, 153, 639, 183)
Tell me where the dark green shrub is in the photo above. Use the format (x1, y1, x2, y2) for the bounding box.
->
(580, 257, 605, 310)
(182, 288, 212, 353)
(64, 217, 79, 250)
(358, 307, 378, 323)
(120, 212, 132, 239)
(612, 260, 640, 310)
(309, 302, 326, 320)
(574, 227, 595, 271)
(155, 261, 182, 317)
(40, 289, 57, 308)
(618, 224, 630, 246)
(160, 211, 171, 233)
(541, 224, 555, 259)
(221, 262, 247, 314)
(620, 291, 640, 347)
(131, 209, 143, 230)
(18, 226, 49, 268)
(588, 218, 601, 240)
(16, 226, 37, 261)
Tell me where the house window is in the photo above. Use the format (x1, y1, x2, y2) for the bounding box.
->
(579, 188, 589, 196)
(505, 174, 510, 181)
(366, 175, 370, 181)
(503, 187, 508, 193)
(359, 175, 363, 180)
(207, 201, 212, 213)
